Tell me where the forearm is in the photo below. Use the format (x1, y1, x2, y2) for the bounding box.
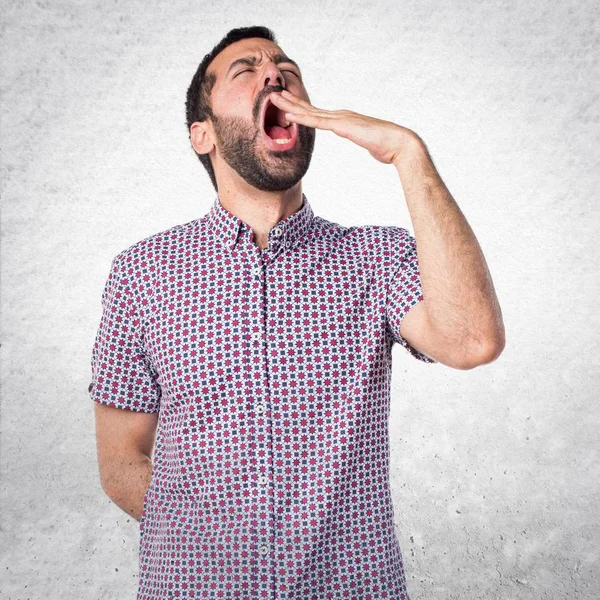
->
(393, 135, 505, 359)
(101, 452, 153, 522)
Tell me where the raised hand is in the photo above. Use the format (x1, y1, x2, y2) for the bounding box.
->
(269, 89, 422, 167)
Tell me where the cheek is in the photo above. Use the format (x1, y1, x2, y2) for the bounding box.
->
(228, 100, 250, 119)
(215, 89, 253, 116)
(296, 86, 310, 104)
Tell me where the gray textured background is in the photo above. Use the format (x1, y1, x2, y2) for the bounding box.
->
(1, 0, 599, 598)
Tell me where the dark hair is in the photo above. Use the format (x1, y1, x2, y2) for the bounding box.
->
(185, 26, 278, 192)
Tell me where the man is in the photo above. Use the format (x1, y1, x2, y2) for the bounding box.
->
(89, 25, 505, 600)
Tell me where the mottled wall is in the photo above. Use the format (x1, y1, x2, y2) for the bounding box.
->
(1, 0, 598, 598)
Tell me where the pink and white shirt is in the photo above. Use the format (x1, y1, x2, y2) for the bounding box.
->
(89, 193, 436, 600)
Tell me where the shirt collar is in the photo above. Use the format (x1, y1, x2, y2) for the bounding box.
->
(206, 192, 315, 253)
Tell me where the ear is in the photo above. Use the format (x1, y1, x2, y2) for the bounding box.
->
(190, 121, 215, 155)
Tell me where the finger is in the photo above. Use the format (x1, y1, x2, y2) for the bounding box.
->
(270, 92, 331, 118)
(269, 93, 310, 112)
(281, 90, 317, 110)
(271, 90, 322, 113)
(284, 110, 337, 131)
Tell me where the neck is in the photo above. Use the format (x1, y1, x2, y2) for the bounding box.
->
(216, 182, 304, 250)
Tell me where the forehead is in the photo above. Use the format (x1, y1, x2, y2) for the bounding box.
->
(208, 37, 286, 79)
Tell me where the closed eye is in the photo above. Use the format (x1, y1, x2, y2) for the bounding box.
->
(234, 69, 300, 78)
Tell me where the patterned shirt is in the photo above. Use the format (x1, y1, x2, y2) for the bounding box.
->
(89, 193, 437, 600)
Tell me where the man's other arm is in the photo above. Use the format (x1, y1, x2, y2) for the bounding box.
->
(94, 402, 158, 522)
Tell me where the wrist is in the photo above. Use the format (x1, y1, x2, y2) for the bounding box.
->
(391, 132, 428, 171)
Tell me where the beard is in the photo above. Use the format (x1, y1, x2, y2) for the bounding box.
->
(210, 88, 316, 192)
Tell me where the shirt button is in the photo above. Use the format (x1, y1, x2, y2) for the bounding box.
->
(272, 227, 282, 237)
(257, 474, 268, 486)
(252, 331, 261, 342)
(256, 402, 265, 414)
(252, 266, 261, 277)
(259, 543, 269, 555)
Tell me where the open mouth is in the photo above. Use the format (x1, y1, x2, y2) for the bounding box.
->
(260, 95, 298, 151)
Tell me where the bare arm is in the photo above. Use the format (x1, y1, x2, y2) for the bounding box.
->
(94, 402, 158, 522)
(393, 135, 505, 369)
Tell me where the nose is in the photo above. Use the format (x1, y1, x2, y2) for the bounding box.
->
(261, 61, 285, 90)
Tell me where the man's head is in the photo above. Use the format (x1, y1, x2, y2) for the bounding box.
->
(185, 26, 316, 193)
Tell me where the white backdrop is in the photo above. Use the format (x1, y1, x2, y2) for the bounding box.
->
(1, 0, 598, 598)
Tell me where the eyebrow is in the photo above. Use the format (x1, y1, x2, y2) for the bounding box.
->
(226, 53, 301, 77)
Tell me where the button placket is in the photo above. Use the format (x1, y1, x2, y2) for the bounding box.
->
(248, 246, 274, 574)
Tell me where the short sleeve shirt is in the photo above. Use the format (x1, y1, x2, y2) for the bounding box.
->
(89, 193, 437, 600)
